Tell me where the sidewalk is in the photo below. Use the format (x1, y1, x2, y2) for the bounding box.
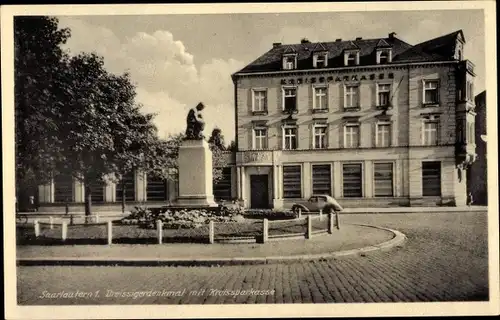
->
(16, 224, 406, 266)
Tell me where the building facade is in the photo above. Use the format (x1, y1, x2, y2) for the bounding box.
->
(467, 91, 487, 204)
(231, 30, 477, 209)
(32, 30, 478, 211)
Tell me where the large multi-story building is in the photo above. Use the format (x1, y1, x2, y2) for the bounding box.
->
(31, 30, 478, 212)
(231, 30, 477, 209)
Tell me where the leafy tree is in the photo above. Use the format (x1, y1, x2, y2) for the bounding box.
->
(227, 140, 237, 152)
(14, 16, 71, 204)
(208, 127, 226, 151)
(54, 52, 163, 216)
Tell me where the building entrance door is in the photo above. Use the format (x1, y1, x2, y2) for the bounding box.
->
(250, 175, 269, 209)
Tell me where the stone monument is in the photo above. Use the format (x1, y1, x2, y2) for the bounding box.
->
(175, 102, 218, 207)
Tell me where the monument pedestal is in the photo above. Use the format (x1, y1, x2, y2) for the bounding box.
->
(175, 139, 218, 207)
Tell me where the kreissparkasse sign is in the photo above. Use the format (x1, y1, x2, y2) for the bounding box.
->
(280, 72, 395, 85)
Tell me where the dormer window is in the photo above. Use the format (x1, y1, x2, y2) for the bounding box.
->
(344, 50, 360, 66)
(283, 54, 297, 70)
(377, 49, 392, 64)
(313, 52, 328, 68)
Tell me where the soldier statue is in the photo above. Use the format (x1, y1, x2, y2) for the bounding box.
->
(185, 102, 206, 140)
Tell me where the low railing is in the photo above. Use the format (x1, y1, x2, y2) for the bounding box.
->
(30, 209, 340, 245)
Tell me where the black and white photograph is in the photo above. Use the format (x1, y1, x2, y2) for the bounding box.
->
(2, 1, 499, 319)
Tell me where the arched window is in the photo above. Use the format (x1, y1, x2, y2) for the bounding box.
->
(457, 49, 462, 61)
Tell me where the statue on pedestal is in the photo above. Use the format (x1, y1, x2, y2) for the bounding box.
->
(185, 102, 206, 140)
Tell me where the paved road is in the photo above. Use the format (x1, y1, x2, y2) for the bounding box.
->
(17, 211, 489, 304)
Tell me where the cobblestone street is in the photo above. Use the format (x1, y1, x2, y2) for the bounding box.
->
(17, 211, 489, 304)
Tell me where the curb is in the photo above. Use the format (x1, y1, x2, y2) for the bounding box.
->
(17, 225, 406, 267)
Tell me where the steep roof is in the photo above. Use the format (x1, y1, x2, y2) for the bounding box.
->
(234, 30, 463, 74)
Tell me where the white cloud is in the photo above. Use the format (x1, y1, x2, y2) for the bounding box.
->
(58, 17, 241, 142)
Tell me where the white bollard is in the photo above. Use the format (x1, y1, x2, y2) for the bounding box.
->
(34, 220, 40, 237)
(95, 214, 100, 224)
(107, 221, 113, 245)
(209, 221, 214, 244)
(61, 221, 67, 241)
(49, 216, 53, 229)
(298, 207, 302, 219)
(262, 218, 269, 243)
(157, 220, 163, 244)
(319, 209, 323, 221)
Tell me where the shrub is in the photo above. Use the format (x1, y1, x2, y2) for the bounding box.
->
(120, 206, 242, 229)
(243, 209, 297, 220)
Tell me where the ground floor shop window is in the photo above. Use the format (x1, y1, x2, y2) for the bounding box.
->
(85, 180, 105, 202)
(54, 174, 73, 203)
(312, 164, 331, 195)
(422, 161, 441, 196)
(342, 163, 362, 197)
(116, 172, 135, 201)
(147, 176, 167, 201)
(283, 165, 301, 198)
(374, 163, 394, 197)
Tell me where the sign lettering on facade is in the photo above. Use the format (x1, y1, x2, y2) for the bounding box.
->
(242, 152, 271, 164)
(280, 73, 395, 85)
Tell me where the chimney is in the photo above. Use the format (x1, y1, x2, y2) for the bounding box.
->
(355, 37, 362, 41)
(335, 38, 342, 42)
(388, 32, 396, 39)
(273, 42, 282, 48)
(301, 38, 310, 44)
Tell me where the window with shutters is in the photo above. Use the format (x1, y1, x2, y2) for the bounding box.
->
(54, 174, 73, 203)
(312, 164, 332, 195)
(283, 165, 302, 198)
(422, 161, 441, 196)
(342, 163, 363, 197)
(116, 171, 136, 202)
(146, 176, 167, 201)
(374, 163, 394, 197)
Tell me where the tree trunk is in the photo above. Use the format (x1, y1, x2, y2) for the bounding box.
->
(85, 184, 92, 223)
(121, 182, 126, 214)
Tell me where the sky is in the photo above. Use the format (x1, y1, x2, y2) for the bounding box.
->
(57, 9, 485, 142)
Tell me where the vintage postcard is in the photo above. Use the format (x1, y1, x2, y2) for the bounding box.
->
(2, 1, 499, 319)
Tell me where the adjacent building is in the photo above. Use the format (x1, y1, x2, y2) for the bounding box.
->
(231, 30, 477, 209)
(467, 90, 487, 204)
